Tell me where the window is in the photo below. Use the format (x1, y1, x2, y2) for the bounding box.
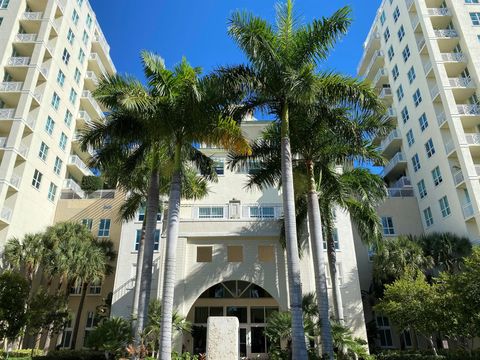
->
(59, 318, 73, 348)
(377, 316, 393, 348)
(78, 49, 85, 64)
(0, 0, 9, 9)
(213, 158, 224, 175)
(32, 169, 42, 189)
(45, 116, 55, 135)
(137, 207, 162, 222)
(249, 206, 275, 219)
(407, 66, 416, 84)
(86, 14, 93, 28)
(322, 228, 340, 250)
(69, 89, 77, 104)
(57, 70, 65, 87)
(397, 25, 405, 41)
(258, 245, 275, 262)
(401, 106, 410, 123)
(227, 246, 243, 262)
(82, 218, 93, 230)
(470, 12, 480, 25)
(412, 153, 421, 172)
(388, 46, 395, 61)
(62, 49, 70, 65)
(406, 129, 415, 147)
(64, 110, 73, 127)
(413, 89, 422, 107)
(466, 0, 479, 3)
(380, 11, 386, 25)
(84, 312, 97, 346)
(77, 0, 84, 6)
(391, 65, 399, 81)
(425, 138, 435, 158)
(197, 246, 213, 262)
(423, 207, 434, 227)
(53, 157, 63, 175)
(51, 92, 60, 110)
(67, 29, 75, 44)
(402, 45, 411, 62)
(72, 9, 79, 25)
(417, 179, 427, 199)
(82, 30, 89, 45)
(478, 35, 480, 43)
(88, 281, 101, 295)
(38, 142, 49, 161)
(47, 182, 57, 201)
(134, 229, 160, 251)
(393, 6, 400, 22)
(70, 285, 82, 295)
(419, 113, 428, 131)
(439, 196, 451, 217)
(384, 27, 391, 42)
(198, 206, 224, 219)
(98, 219, 111, 237)
(381, 217, 395, 235)
(74, 68, 81, 84)
(59, 132, 68, 150)
(432, 166, 443, 186)
(396, 85, 404, 101)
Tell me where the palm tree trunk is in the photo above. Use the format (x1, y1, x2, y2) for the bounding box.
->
(132, 216, 147, 341)
(136, 168, 160, 337)
(327, 230, 344, 324)
(280, 104, 308, 359)
(70, 282, 89, 349)
(42, 326, 53, 353)
(428, 335, 438, 356)
(305, 161, 333, 359)
(159, 142, 183, 360)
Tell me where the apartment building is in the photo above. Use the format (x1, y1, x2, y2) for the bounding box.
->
(357, 0, 480, 350)
(111, 119, 367, 359)
(0, 0, 115, 251)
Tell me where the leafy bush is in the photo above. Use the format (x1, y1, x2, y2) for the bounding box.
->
(32, 351, 105, 360)
(171, 352, 200, 360)
(81, 176, 103, 194)
(376, 354, 445, 360)
(376, 349, 480, 360)
(85, 317, 132, 358)
(1, 349, 43, 358)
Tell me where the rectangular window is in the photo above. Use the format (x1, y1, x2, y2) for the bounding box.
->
(0, 0, 9, 9)
(470, 12, 480, 25)
(72, 10, 79, 25)
(407, 66, 416, 84)
(38, 142, 49, 161)
(62, 49, 70, 65)
(86, 14, 93, 28)
(388, 46, 395, 61)
(57, 70, 65, 87)
(396, 85, 404, 101)
(380, 11, 386, 25)
(466, 0, 480, 3)
(69, 89, 77, 105)
(397, 25, 405, 41)
(423, 207, 434, 227)
(59, 132, 68, 151)
(417, 180, 427, 199)
(45, 116, 55, 135)
(377, 316, 393, 348)
(135, 229, 160, 251)
(425, 138, 435, 158)
(74, 68, 81, 84)
(78, 49, 85, 64)
(227, 246, 243, 262)
(82, 218, 93, 230)
(88, 281, 102, 295)
(413, 89, 422, 107)
(82, 30, 89, 45)
(213, 158, 224, 175)
(381, 217, 395, 235)
(384, 27, 391, 42)
(67, 29, 75, 44)
(393, 6, 400, 22)
(54, 156, 63, 175)
(197, 246, 213, 262)
(406, 129, 414, 147)
(419, 113, 428, 131)
(432, 166, 443, 186)
(322, 228, 340, 250)
(137, 207, 162, 221)
(402, 45, 411, 62)
(77, 0, 84, 6)
(249, 206, 275, 219)
(64, 110, 73, 127)
(98, 219, 111, 237)
(401, 106, 409, 123)
(32, 169, 42, 189)
(412, 153, 421, 172)
(391, 65, 399, 81)
(51, 92, 60, 110)
(48, 182, 57, 201)
(198, 206, 224, 219)
(439, 196, 451, 217)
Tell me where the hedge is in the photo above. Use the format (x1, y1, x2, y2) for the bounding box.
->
(32, 351, 105, 360)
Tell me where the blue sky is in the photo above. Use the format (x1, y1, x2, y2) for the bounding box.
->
(89, 0, 380, 78)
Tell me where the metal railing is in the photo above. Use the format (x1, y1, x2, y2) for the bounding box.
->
(0, 82, 23, 92)
(427, 8, 451, 16)
(444, 139, 455, 154)
(430, 85, 439, 99)
(387, 188, 415, 198)
(89, 53, 107, 76)
(0, 137, 7, 148)
(448, 77, 474, 88)
(379, 87, 392, 99)
(78, 110, 93, 124)
(382, 152, 406, 176)
(436, 111, 447, 126)
(63, 179, 85, 198)
(411, 15, 419, 29)
(15, 33, 37, 42)
(464, 133, 480, 145)
(22, 12, 43, 20)
(86, 71, 99, 83)
(0, 109, 15, 119)
(434, 29, 458, 38)
(462, 202, 474, 219)
(10, 174, 21, 188)
(69, 155, 93, 175)
(18, 143, 29, 158)
(475, 165, 480, 176)
(372, 68, 387, 86)
(7, 57, 31, 66)
(440, 52, 466, 62)
(379, 129, 400, 152)
(453, 170, 464, 186)
(183, 203, 283, 220)
(417, 38, 426, 51)
(406, 0, 414, 9)
(392, 176, 411, 189)
(423, 60, 432, 74)
(82, 91, 104, 118)
(457, 105, 480, 116)
(381, 107, 396, 123)
(364, 50, 384, 77)
(1, 207, 12, 222)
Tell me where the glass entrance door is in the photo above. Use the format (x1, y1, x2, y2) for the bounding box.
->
(239, 328, 247, 358)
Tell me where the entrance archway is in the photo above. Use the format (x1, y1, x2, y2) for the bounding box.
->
(184, 280, 279, 359)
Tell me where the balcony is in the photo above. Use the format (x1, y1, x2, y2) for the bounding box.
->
(84, 71, 99, 90)
(379, 128, 401, 156)
(387, 188, 415, 198)
(68, 155, 93, 177)
(417, 37, 426, 52)
(372, 68, 387, 87)
(81, 91, 104, 120)
(88, 53, 107, 77)
(381, 107, 397, 124)
(357, 31, 381, 75)
(423, 60, 432, 75)
(427, 8, 451, 16)
(448, 77, 475, 89)
(457, 105, 480, 126)
(430, 84, 440, 100)
(0, 109, 16, 121)
(62, 179, 85, 199)
(182, 203, 283, 221)
(440, 52, 466, 63)
(462, 202, 474, 220)
(433, 29, 458, 38)
(7, 57, 31, 67)
(364, 50, 384, 79)
(452, 169, 465, 187)
(444, 139, 455, 155)
(21, 12, 43, 21)
(411, 15, 420, 30)
(379, 87, 393, 101)
(464, 134, 480, 157)
(392, 176, 411, 189)
(436, 111, 447, 127)
(0, 206, 12, 225)
(406, 0, 414, 10)
(14, 33, 38, 43)
(381, 152, 407, 179)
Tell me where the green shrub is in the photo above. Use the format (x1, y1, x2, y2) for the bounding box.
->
(1, 349, 43, 358)
(80, 176, 103, 194)
(32, 350, 105, 360)
(171, 352, 199, 360)
(376, 349, 480, 360)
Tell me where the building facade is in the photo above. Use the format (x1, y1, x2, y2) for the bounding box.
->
(111, 120, 368, 358)
(357, 0, 480, 350)
(0, 0, 115, 251)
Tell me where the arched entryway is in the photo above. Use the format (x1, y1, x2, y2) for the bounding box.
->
(183, 280, 280, 359)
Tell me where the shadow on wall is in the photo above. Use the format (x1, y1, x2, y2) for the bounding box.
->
(341, 267, 369, 338)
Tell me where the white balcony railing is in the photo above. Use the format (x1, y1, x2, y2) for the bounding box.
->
(69, 155, 93, 175)
(78, 110, 93, 124)
(387, 188, 415, 198)
(22, 12, 43, 20)
(82, 91, 104, 118)
(373, 68, 387, 86)
(63, 179, 85, 198)
(417, 38, 426, 51)
(423, 60, 432, 74)
(381, 107, 396, 123)
(1, 207, 12, 223)
(463, 202, 474, 219)
(0, 137, 7, 148)
(436, 111, 447, 126)
(10, 173, 21, 188)
(0, 109, 15, 120)
(185, 204, 283, 220)
(448, 77, 474, 88)
(427, 8, 451, 16)
(406, 0, 414, 9)
(364, 50, 384, 77)
(392, 176, 411, 189)
(382, 152, 406, 176)
(379, 129, 400, 152)
(475, 165, 480, 176)
(445, 139, 455, 154)
(464, 133, 480, 145)
(430, 85, 439, 99)
(86, 71, 99, 83)
(0, 82, 23, 92)
(434, 29, 458, 38)
(89, 53, 107, 75)
(379, 87, 392, 99)
(7, 57, 31, 66)
(457, 105, 480, 116)
(441, 52, 466, 62)
(15, 33, 37, 42)
(453, 170, 464, 186)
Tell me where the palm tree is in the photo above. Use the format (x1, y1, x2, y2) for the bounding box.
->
(220, 2, 385, 356)
(155, 58, 250, 360)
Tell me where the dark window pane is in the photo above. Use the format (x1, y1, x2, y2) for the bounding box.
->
(251, 327, 266, 353)
(239, 328, 247, 357)
(265, 307, 279, 320)
(250, 308, 265, 323)
(194, 307, 208, 323)
(226, 306, 247, 323)
(209, 307, 223, 316)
